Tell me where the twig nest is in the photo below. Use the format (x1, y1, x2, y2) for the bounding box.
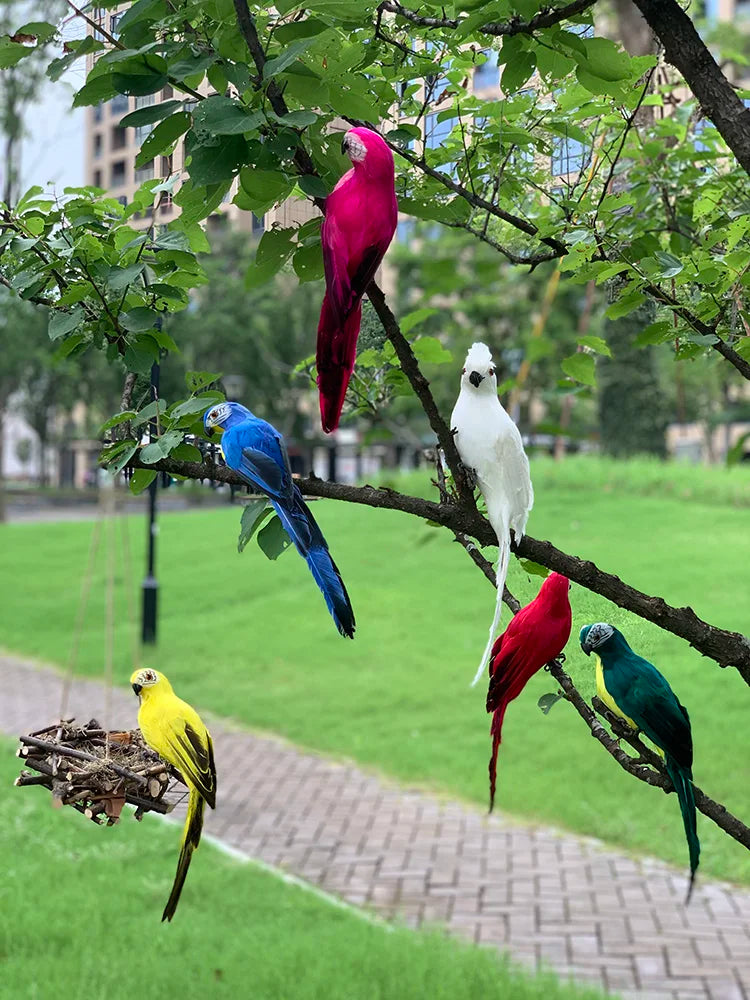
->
(15, 719, 186, 826)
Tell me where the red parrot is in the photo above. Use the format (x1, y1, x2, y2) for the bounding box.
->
(486, 572, 571, 811)
(317, 126, 398, 433)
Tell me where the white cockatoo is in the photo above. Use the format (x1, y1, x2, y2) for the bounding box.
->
(450, 342, 534, 686)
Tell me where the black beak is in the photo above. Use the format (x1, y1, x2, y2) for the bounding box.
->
(469, 370, 484, 388)
(132, 683, 142, 695)
(581, 641, 592, 656)
(205, 426, 214, 437)
(341, 136, 349, 154)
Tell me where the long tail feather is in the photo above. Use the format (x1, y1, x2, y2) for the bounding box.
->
(666, 756, 700, 904)
(317, 296, 362, 433)
(272, 495, 356, 639)
(162, 789, 204, 922)
(471, 535, 510, 687)
(488, 701, 509, 813)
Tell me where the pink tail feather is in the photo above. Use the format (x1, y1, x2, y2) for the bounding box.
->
(316, 294, 362, 433)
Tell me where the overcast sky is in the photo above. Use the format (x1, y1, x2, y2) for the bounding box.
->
(19, 13, 86, 195)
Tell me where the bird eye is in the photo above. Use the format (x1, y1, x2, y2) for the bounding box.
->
(462, 368, 466, 374)
(489, 367, 496, 377)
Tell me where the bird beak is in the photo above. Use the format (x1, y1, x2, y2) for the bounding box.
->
(341, 136, 349, 155)
(132, 683, 142, 696)
(469, 371, 484, 388)
(205, 426, 214, 437)
(581, 640, 592, 656)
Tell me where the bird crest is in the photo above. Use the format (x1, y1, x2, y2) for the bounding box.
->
(204, 401, 233, 430)
(580, 622, 615, 651)
(131, 667, 159, 688)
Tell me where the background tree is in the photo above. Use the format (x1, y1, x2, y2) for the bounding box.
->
(2, 0, 750, 849)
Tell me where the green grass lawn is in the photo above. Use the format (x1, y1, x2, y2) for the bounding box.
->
(0, 751, 603, 1000)
(2, 455, 750, 886)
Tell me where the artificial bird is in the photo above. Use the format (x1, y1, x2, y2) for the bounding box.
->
(486, 572, 571, 811)
(450, 342, 534, 685)
(204, 401, 356, 638)
(580, 622, 700, 902)
(317, 126, 398, 433)
(130, 668, 217, 921)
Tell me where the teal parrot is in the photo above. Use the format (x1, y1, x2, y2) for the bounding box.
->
(580, 622, 700, 902)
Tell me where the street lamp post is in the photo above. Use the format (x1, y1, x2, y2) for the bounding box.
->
(141, 358, 160, 645)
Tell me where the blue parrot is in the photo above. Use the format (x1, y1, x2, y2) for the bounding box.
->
(580, 622, 699, 902)
(204, 401, 355, 638)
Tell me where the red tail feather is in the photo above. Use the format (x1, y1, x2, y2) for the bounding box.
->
(317, 295, 362, 433)
(488, 701, 509, 813)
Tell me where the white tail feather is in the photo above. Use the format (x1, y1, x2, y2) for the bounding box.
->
(470, 534, 511, 687)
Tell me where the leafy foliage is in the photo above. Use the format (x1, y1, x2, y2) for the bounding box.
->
(0, 0, 749, 461)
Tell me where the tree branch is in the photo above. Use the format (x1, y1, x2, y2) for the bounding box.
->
(232, 0, 475, 505)
(379, 0, 598, 38)
(549, 662, 750, 850)
(131, 454, 750, 680)
(630, 0, 750, 178)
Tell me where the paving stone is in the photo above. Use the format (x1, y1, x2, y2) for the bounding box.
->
(4, 652, 750, 1000)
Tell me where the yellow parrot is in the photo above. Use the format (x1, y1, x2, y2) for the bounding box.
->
(130, 668, 217, 921)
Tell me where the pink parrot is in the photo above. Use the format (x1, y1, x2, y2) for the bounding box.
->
(486, 572, 572, 812)
(316, 126, 398, 433)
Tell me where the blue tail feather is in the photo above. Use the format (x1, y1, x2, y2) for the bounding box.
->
(271, 492, 355, 639)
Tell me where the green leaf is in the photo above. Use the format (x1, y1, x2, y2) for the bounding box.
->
(139, 430, 184, 464)
(263, 38, 318, 79)
(635, 321, 673, 347)
(578, 37, 632, 82)
(0, 38, 34, 69)
(186, 370, 221, 392)
(238, 167, 294, 214)
(502, 46, 536, 94)
(103, 440, 138, 476)
(412, 336, 452, 365)
(48, 306, 84, 341)
(278, 109, 318, 128)
(400, 307, 438, 335)
(538, 692, 565, 715)
(107, 262, 145, 290)
(298, 174, 328, 199)
(124, 343, 158, 376)
(605, 289, 644, 320)
(186, 133, 248, 186)
(651, 251, 684, 279)
(169, 395, 215, 421)
(257, 514, 293, 560)
(192, 95, 265, 135)
(727, 431, 750, 467)
(135, 112, 192, 169)
(129, 468, 157, 495)
(256, 227, 297, 268)
(292, 241, 324, 282)
(561, 353, 596, 386)
(238, 499, 272, 553)
(120, 99, 183, 128)
(520, 559, 549, 579)
(99, 410, 137, 434)
(121, 307, 159, 332)
(170, 442, 203, 462)
(576, 335, 611, 357)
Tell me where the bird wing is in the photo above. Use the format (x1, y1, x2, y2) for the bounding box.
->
(493, 426, 533, 530)
(158, 706, 217, 808)
(612, 658, 693, 770)
(321, 208, 353, 324)
(224, 420, 293, 502)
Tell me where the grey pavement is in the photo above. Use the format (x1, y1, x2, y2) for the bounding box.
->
(2, 653, 749, 1000)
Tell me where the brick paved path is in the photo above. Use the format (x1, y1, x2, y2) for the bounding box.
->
(3, 654, 749, 1000)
